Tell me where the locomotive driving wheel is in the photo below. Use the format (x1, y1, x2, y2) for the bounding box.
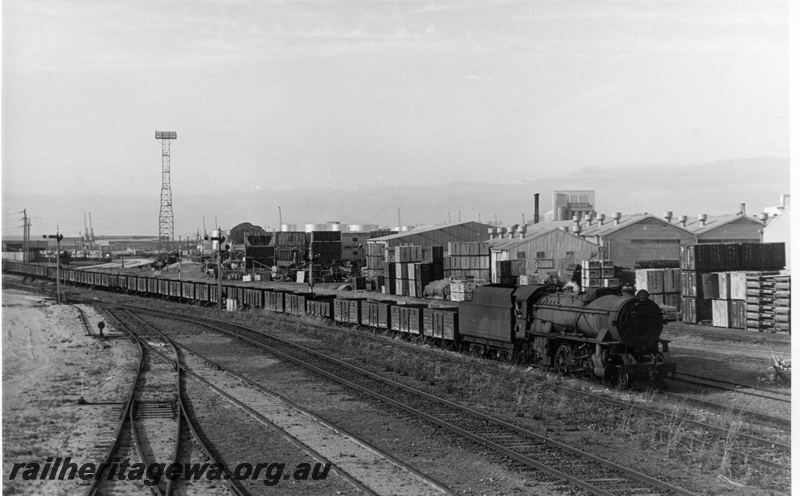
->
(555, 345, 571, 376)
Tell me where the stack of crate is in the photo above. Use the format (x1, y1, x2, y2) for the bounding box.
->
(635, 268, 681, 310)
(745, 272, 790, 333)
(310, 231, 342, 265)
(582, 260, 616, 288)
(444, 242, 490, 281)
(680, 243, 786, 325)
(709, 271, 747, 328)
(364, 242, 386, 291)
(450, 280, 481, 302)
(342, 232, 369, 263)
(391, 245, 423, 297)
(495, 260, 527, 285)
(274, 231, 307, 267)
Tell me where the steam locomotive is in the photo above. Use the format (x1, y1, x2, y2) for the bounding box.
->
(2, 261, 675, 386)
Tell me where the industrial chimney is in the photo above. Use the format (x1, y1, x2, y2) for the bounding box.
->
(698, 213, 707, 226)
(679, 215, 688, 227)
(664, 211, 673, 223)
(739, 203, 746, 215)
(613, 212, 622, 225)
(598, 213, 606, 226)
(534, 193, 540, 224)
(758, 213, 768, 223)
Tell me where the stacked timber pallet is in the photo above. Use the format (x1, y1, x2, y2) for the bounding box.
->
(582, 260, 617, 288)
(445, 242, 490, 281)
(745, 273, 790, 333)
(495, 260, 527, 285)
(635, 268, 681, 310)
(679, 243, 787, 325)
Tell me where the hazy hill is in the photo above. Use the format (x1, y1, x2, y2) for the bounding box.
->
(2, 157, 789, 236)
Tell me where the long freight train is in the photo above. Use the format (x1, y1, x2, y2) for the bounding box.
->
(3, 261, 676, 386)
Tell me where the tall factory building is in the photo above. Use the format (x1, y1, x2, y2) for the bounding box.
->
(552, 190, 595, 221)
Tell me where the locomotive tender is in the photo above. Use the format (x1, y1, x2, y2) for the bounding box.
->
(3, 261, 675, 386)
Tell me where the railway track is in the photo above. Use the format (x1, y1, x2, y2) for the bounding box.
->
(6, 279, 790, 481)
(6, 279, 790, 471)
(177, 300, 789, 460)
(673, 372, 790, 400)
(110, 307, 455, 496)
(128, 306, 701, 496)
(87, 307, 242, 496)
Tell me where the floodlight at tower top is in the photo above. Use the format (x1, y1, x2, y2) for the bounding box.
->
(155, 131, 177, 140)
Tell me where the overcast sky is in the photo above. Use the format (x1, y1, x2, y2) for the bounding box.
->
(1, 0, 790, 236)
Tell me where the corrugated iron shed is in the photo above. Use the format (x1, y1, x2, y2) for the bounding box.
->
(367, 221, 493, 248)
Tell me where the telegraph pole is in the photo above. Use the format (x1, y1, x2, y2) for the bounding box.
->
(178, 235, 182, 283)
(43, 231, 64, 303)
(308, 231, 314, 294)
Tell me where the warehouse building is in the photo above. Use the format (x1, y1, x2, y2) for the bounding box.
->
(366, 221, 494, 251)
(763, 207, 791, 270)
(488, 225, 600, 281)
(673, 207, 766, 244)
(578, 213, 696, 271)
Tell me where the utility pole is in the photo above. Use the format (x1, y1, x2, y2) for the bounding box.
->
(308, 231, 314, 294)
(205, 229, 226, 310)
(178, 235, 182, 283)
(43, 231, 64, 303)
(20, 210, 29, 264)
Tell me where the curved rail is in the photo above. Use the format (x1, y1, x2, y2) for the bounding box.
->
(131, 307, 701, 496)
(106, 307, 247, 496)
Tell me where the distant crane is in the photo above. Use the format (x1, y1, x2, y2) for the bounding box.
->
(88, 213, 96, 244)
(83, 213, 90, 249)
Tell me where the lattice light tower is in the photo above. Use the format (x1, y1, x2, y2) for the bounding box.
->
(156, 131, 177, 252)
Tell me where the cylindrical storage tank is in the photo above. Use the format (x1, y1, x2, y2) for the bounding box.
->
(304, 223, 329, 232)
(346, 224, 364, 232)
(532, 292, 663, 349)
(361, 224, 379, 232)
(400, 226, 411, 232)
(212, 230, 220, 250)
(328, 222, 342, 231)
(280, 224, 297, 232)
(392, 226, 401, 232)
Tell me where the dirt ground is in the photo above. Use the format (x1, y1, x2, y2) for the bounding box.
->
(2, 289, 139, 495)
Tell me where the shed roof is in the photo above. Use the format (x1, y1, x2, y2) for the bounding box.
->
(579, 213, 694, 237)
(489, 226, 600, 251)
(674, 213, 765, 235)
(367, 221, 490, 242)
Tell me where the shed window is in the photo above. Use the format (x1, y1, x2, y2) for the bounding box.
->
(536, 251, 546, 258)
(352, 251, 359, 256)
(565, 251, 575, 257)
(517, 252, 525, 259)
(630, 239, 681, 244)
